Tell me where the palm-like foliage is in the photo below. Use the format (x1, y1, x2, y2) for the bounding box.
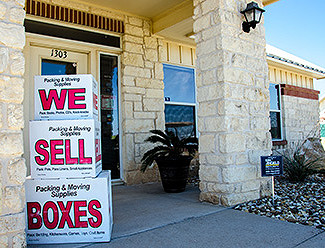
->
(141, 130, 198, 172)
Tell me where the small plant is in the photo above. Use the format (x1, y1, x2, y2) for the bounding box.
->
(279, 150, 318, 182)
(141, 130, 198, 172)
(275, 137, 324, 182)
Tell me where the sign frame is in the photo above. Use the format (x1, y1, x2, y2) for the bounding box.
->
(261, 155, 283, 177)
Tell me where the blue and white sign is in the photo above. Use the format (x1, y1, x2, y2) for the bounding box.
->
(261, 156, 283, 177)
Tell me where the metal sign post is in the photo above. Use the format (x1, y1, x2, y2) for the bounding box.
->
(271, 176, 275, 206)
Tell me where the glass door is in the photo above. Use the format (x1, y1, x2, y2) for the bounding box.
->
(99, 54, 120, 179)
(41, 59, 77, 75)
(24, 44, 88, 174)
(28, 45, 88, 119)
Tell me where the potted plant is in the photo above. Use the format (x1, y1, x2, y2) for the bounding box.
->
(141, 130, 198, 193)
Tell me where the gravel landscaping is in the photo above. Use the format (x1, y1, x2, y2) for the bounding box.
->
(234, 174, 325, 230)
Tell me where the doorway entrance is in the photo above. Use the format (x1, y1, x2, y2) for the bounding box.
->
(99, 54, 120, 179)
(24, 36, 122, 180)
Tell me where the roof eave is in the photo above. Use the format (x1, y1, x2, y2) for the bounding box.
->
(262, 0, 280, 6)
(267, 56, 325, 80)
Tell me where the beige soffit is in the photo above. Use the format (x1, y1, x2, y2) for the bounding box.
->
(67, 0, 279, 44)
(152, 0, 279, 44)
(79, 0, 277, 18)
(79, 0, 186, 18)
(266, 44, 325, 79)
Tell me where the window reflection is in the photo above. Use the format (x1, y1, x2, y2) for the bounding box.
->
(269, 83, 282, 140)
(100, 54, 120, 179)
(270, 112, 281, 139)
(165, 105, 195, 138)
(41, 59, 76, 75)
(269, 83, 280, 110)
(163, 64, 196, 138)
(163, 64, 195, 104)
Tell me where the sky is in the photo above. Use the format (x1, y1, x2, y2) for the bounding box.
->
(264, 0, 325, 98)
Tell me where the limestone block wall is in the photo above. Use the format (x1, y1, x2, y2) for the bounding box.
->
(282, 95, 320, 146)
(194, 0, 272, 206)
(0, 0, 26, 247)
(121, 16, 165, 184)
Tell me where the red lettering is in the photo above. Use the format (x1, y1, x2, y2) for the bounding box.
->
(79, 139, 92, 164)
(88, 200, 102, 228)
(95, 139, 101, 163)
(35, 140, 49, 166)
(68, 88, 86, 109)
(58, 201, 74, 229)
(50, 140, 64, 165)
(65, 140, 78, 165)
(74, 200, 88, 228)
(34, 139, 95, 165)
(27, 202, 42, 230)
(93, 93, 98, 110)
(43, 201, 59, 229)
(39, 89, 67, 110)
(27, 200, 104, 229)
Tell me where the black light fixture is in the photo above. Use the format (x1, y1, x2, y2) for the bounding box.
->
(241, 1, 265, 33)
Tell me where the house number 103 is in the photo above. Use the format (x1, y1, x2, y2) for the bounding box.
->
(50, 49, 68, 59)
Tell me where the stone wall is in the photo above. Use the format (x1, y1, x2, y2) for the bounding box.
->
(0, 0, 26, 247)
(282, 95, 320, 146)
(121, 16, 165, 184)
(194, 0, 272, 206)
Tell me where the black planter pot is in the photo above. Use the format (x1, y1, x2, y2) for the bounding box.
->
(156, 155, 192, 193)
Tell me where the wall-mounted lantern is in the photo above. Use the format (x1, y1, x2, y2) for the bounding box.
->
(241, 1, 265, 33)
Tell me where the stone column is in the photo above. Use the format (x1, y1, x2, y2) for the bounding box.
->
(121, 16, 165, 184)
(0, 0, 26, 247)
(194, 0, 272, 206)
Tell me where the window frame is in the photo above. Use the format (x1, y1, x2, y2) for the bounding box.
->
(269, 83, 284, 141)
(163, 63, 198, 138)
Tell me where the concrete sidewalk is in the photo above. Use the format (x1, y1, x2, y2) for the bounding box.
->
(29, 183, 325, 248)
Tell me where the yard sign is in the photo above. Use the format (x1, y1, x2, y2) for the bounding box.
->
(261, 156, 283, 177)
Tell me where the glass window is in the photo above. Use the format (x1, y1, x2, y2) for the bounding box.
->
(269, 83, 280, 110)
(269, 83, 282, 140)
(270, 112, 281, 139)
(163, 64, 195, 104)
(165, 105, 196, 138)
(41, 59, 76, 75)
(163, 64, 196, 138)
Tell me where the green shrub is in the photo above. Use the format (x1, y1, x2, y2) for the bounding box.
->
(276, 139, 324, 182)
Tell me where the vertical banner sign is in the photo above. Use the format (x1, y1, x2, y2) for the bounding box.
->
(261, 156, 283, 177)
(26, 171, 113, 244)
(29, 119, 102, 179)
(34, 75, 99, 121)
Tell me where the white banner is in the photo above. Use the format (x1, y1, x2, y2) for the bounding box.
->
(34, 74, 99, 120)
(29, 119, 102, 179)
(26, 171, 113, 244)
